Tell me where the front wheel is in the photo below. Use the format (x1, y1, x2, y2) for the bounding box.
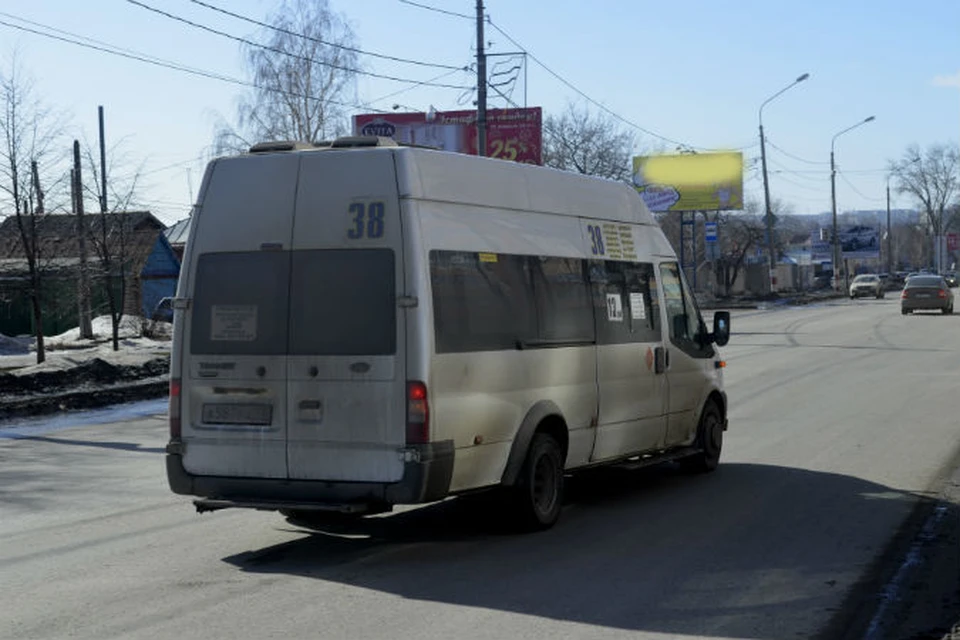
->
(510, 432, 564, 531)
(679, 401, 724, 474)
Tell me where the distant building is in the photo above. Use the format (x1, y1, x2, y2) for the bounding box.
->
(0, 211, 180, 336)
(163, 217, 191, 261)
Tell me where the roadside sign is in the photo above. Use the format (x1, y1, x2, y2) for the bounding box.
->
(705, 221, 718, 243)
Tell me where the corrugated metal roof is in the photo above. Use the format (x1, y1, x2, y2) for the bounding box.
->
(163, 217, 191, 246)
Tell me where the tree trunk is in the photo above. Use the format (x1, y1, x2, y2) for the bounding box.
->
(30, 272, 45, 364)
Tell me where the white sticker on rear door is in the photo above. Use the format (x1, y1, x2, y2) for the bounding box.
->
(606, 294, 624, 322)
(211, 305, 258, 341)
(629, 292, 646, 320)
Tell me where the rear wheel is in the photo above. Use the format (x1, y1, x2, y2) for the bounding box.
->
(902, 308, 909, 315)
(943, 305, 953, 315)
(679, 400, 723, 474)
(510, 432, 564, 531)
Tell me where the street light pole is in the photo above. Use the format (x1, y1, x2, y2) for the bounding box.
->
(830, 115, 876, 292)
(759, 73, 809, 293)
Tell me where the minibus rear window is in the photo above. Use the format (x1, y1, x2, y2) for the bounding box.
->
(191, 251, 291, 355)
(289, 248, 396, 356)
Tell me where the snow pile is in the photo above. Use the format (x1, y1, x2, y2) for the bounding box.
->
(46, 315, 144, 348)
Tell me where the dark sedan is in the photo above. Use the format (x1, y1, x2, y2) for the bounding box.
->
(901, 276, 954, 315)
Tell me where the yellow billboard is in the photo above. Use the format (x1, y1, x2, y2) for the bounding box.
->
(632, 152, 744, 212)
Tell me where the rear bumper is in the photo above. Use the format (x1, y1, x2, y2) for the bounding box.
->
(902, 298, 950, 310)
(165, 440, 455, 508)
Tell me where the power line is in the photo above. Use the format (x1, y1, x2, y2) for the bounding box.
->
(189, 0, 465, 71)
(484, 19, 698, 148)
(125, 0, 473, 90)
(397, 0, 473, 20)
(0, 14, 390, 114)
(361, 66, 472, 109)
(766, 139, 830, 166)
(838, 170, 885, 202)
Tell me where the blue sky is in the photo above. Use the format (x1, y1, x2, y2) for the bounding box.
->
(1, 0, 958, 225)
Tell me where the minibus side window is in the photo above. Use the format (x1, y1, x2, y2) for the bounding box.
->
(589, 260, 661, 345)
(529, 256, 594, 343)
(430, 250, 535, 353)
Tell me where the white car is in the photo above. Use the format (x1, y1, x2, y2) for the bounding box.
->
(849, 274, 884, 299)
(839, 226, 878, 252)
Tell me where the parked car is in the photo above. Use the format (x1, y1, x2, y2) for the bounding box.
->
(901, 276, 954, 315)
(151, 297, 173, 322)
(849, 274, 884, 299)
(839, 225, 878, 252)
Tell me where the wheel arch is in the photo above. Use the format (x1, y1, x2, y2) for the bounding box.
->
(500, 400, 568, 487)
(706, 389, 727, 427)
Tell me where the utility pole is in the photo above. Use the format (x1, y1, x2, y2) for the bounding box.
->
(759, 123, 776, 293)
(886, 179, 892, 275)
(74, 140, 94, 340)
(98, 106, 107, 214)
(831, 149, 839, 290)
(475, 0, 487, 157)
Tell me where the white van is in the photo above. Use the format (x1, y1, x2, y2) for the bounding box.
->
(165, 137, 730, 530)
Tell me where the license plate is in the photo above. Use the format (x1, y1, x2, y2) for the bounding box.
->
(917, 293, 931, 298)
(202, 403, 273, 425)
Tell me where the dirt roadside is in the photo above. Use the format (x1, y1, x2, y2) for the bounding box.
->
(0, 355, 170, 420)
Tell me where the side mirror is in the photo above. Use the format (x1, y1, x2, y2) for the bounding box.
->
(712, 311, 731, 347)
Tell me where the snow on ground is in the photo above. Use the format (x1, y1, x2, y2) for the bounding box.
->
(0, 316, 171, 374)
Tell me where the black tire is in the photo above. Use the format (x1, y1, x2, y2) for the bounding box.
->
(510, 432, 564, 531)
(943, 306, 953, 315)
(901, 308, 909, 315)
(679, 401, 723, 474)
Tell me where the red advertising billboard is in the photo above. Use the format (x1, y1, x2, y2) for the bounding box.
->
(353, 107, 542, 165)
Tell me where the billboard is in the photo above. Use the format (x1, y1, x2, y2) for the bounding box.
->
(353, 107, 542, 165)
(632, 152, 744, 212)
(839, 224, 880, 259)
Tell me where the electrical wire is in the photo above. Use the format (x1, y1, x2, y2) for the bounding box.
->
(765, 139, 829, 165)
(188, 0, 465, 71)
(0, 14, 391, 115)
(838, 171, 885, 202)
(360, 66, 473, 109)
(125, 0, 473, 89)
(397, 0, 473, 20)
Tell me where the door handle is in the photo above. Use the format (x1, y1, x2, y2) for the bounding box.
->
(654, 346, 668, 374)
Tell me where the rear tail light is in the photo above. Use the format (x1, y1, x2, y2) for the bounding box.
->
(939, 289, 948, 298)
(169, 378, 182, 439)
(406, 381, 429, 444)
(901, 290, 909, 299)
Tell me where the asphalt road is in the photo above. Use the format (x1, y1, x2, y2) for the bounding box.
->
(2, 298, 959, 640)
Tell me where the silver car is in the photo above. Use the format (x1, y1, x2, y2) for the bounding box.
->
(849, 274, 884, 299)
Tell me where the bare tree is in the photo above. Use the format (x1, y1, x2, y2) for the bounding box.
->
(0, 52, 69, 363)
(81, 136, 147, 351)
(889, 143, 960, 271)
(542, 102, 637, 182)
(714, 212, 766, 296)
(214, 0, 360, 153)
